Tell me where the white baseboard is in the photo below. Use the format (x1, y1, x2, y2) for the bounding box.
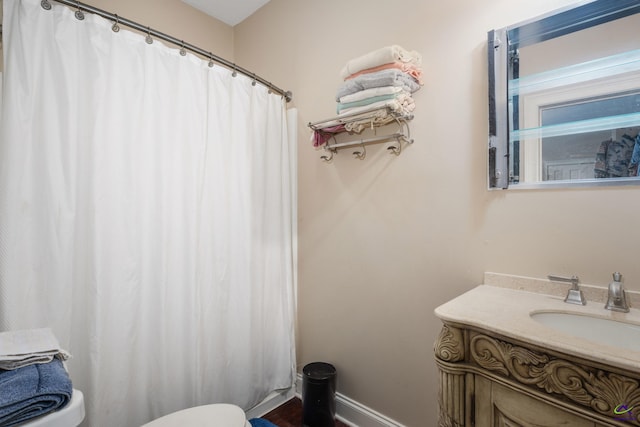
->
(294, 374, 407, 427)
(245, 386, 296, 420)
(245, 375, 406, 427)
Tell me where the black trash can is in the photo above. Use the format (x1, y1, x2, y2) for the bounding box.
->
(302, 362, 336, 427)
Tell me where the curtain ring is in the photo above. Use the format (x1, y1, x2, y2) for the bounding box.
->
(74, 1, 85, 20)
(111, 15, 120, 32)
(179, 41, 187, 56)
(41, 0, 52, 10)
(145, 27, 153, 44)
(251, 73, 257, 86)
(208, 53, 214, 68)
(231, 67, 238, 77)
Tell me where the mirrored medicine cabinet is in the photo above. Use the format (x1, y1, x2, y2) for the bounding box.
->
(488, 0, 640, 189)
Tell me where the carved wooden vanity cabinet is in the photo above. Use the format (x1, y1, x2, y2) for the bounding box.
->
(434, 322, 640, 426)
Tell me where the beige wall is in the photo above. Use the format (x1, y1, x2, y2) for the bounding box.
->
(234, 0, 640, 425)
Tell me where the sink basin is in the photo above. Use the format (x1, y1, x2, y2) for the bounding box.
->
(530, 311, 640, 352)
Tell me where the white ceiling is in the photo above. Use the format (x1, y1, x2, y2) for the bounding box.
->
(181, 0, 271, 26)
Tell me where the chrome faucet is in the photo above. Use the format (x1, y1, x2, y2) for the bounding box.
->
(548, 275, 586, 305)
(605, 272, 629, 312)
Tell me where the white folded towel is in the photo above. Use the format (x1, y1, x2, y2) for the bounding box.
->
(0, 328, 70, 370)
(338, 96, 415, 117)
(339, 86, 404, 104)
(340, 45, 422, 80)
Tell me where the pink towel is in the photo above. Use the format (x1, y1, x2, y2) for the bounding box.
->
(311, 125, 345, 147)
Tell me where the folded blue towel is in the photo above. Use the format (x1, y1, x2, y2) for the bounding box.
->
(249, 418, 280, 427)
(0, 358, 72, 426)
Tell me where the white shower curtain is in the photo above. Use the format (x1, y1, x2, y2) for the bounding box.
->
(0, 0, 296, 426)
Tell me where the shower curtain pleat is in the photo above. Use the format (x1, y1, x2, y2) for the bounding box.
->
(0, 1, 297, 426)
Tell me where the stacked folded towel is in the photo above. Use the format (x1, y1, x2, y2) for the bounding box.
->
(336, 45, 422, 116)
(0, 328, 70, 370)
(312, 45, 423, 147)
(0, 329, 73, 426)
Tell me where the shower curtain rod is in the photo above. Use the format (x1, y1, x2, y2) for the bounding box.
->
(41, 0, 293, 102)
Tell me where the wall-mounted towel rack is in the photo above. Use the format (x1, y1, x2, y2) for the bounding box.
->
(308, 106, 414, 162)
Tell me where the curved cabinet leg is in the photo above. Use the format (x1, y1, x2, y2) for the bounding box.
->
(438, 368, 467, 427)
(435, 324, 467, 426)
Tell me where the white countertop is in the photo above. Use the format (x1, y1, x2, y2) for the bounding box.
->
(434, 284, 640, 372)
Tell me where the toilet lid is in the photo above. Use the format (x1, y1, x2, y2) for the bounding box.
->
(142, 403, 247, 427)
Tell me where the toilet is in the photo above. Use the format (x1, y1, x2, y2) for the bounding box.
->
(142, 403, 251, 427)
(17, 389, 249, 427)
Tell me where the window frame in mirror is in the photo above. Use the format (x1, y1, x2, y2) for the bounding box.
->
(487, 0, 640, 189)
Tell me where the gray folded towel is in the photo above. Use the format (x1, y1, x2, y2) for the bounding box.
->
(335, 69, 421, 101)
(0, 328, 70, 370)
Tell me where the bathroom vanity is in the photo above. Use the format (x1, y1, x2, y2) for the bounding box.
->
(434, 274, 640, 426)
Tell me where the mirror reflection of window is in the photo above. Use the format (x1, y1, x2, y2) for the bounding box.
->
(540, 94, 640, 181)
(489, 1, 640, 189)
(512, 12, 640, 184)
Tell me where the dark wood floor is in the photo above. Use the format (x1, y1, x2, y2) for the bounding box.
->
(260, 397, 350, 427)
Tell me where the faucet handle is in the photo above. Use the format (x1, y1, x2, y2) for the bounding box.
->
(548, 274, 586, 305)
(548, 274, 580, 289)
